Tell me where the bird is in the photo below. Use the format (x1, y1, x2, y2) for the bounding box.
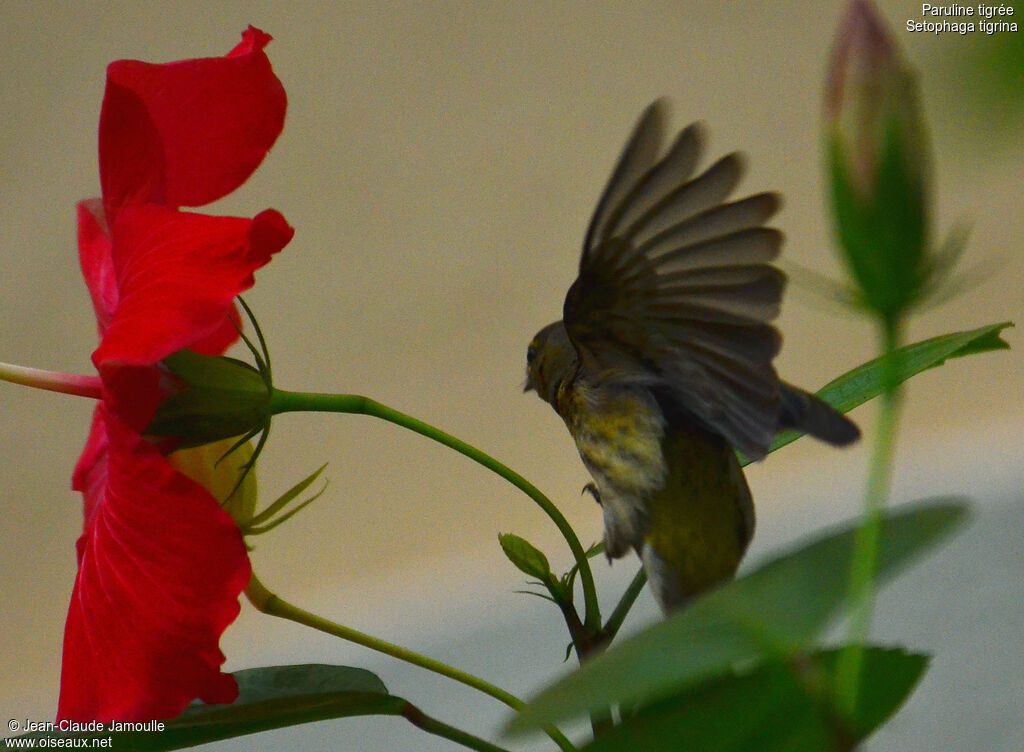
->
(524, 99, 859, 614)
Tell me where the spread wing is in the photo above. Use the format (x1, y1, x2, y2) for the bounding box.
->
(564, 100, 786, 459)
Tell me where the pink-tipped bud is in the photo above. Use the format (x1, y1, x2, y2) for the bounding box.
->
(825, 0, 932, 326)
(826, 0, 923, 199)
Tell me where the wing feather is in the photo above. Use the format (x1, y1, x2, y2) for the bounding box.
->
(625, 154, 745, 246)
(564, 103, 787, 458)
(602, 123, 704, 241)
(583, 100, 667, 254)
(640, 194, 781, 260)
(648, 225, 781, 273)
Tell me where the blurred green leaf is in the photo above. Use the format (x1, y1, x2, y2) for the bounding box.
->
(578, 647, 927, 752)
(506, 498, 967, 735)
(499, 532, 555, 583)
(931, 2, 1024, 152)
(840, 647, 929, 738)
(763, 321, 1011, 458)
(21, 665, 402, 751)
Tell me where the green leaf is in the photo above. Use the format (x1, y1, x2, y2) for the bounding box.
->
(506, 498, 967, 735)
(840, 647, 930, 737)
(499, 532, 554, 583)
(578, 647, 927, 752)
(762, 322, 1012, 459)
(21, 665, 404, 751)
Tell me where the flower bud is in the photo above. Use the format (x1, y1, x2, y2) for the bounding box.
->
(146, 349, 271, 448)
(825, 0, 932, 326)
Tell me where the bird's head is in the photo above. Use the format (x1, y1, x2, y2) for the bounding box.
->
(524, 320, 578, 407)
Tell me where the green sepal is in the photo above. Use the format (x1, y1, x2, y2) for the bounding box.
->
(147, 349, 272, 448)
(829, 109, 930, 326)
(245, 464, 329, 535)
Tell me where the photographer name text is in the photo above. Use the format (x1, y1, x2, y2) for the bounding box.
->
(12, 720, 165, 733)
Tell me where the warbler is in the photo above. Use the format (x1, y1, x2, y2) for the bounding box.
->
(525, 100, 859, 613)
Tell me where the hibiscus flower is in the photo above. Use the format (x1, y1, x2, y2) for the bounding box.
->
(56, 26, 292, 722)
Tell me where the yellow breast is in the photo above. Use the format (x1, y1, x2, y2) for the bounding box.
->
(557, 380, 667, 496)
(557, 378, 754, 610)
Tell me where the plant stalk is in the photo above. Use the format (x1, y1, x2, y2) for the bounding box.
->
(269, 389, 601, 634)
(400, 701, 514, 752)
(246, 574, 577, 752)
(834, 321, 903, 715)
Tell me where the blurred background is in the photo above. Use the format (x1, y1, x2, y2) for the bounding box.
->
(1, 1, 1021, 750)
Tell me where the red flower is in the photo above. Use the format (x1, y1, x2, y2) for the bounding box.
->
(57, 27, 292, 722)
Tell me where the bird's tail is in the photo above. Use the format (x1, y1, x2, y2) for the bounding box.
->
(779, 382, 860, 446)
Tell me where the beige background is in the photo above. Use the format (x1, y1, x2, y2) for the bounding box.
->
(1, 2, 1021, 750)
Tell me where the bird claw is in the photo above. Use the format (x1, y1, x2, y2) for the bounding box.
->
(582, 482, 602, 505)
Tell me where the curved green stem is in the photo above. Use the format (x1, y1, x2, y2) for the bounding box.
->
(400, 701, 513, 752)
(269, 389, 601, 633)
(246, 574, 577, 752)
(834, 321, 903, 716)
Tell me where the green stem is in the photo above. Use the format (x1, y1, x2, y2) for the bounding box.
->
(246, 574, 577, 752)
(834, 321, 902, 716)
(269, 389, 601, 633)
(400, 701, 513, 752)
(604, 567, 648, 641)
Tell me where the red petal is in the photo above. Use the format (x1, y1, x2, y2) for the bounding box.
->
(72, 406, 110, 537)
(191, 304, 243, 357)
(99, 27, 286, 220)
(77, 200, 118, 336)
(228, 25, 274, 57)
(58, 405, 251, 722)
(92, 204, 293, 368)
(98, 365, 167, 435)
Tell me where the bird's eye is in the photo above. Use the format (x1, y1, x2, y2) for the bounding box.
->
(526, 344, 538, 364)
